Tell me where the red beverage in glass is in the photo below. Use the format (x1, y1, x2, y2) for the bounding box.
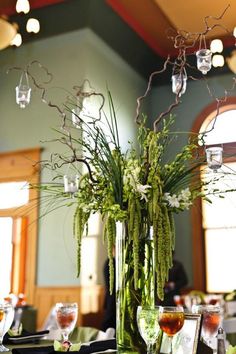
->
(202, 312, 221, 337)
(55, 302, 78, 342)
(159, 312, 184, 337)
(56, 311, 76, 330)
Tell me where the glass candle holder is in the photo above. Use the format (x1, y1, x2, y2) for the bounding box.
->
(15, 84, 31, 108)
(171, 70, 187, 96)
(63, 175, 79, 193)
(196, 49, 212, 75)
(206, 147, 223, 171)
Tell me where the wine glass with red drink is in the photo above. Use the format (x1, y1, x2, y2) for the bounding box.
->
(55, 303, 78, 343)
(192, 304, 222, 352)
(158, 306, 184, 354)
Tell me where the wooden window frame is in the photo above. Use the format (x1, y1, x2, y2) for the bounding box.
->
(191, 97, 236, 291)
(0, 147, 41, 304)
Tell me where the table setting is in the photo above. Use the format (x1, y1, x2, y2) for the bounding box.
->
(2, 295, 236, 354)
(0, 300, 117, 354)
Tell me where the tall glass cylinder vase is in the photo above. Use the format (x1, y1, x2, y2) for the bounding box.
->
(116, 221, 157, 354)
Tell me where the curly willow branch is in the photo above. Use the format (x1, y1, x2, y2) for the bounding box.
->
(135, 4, 234, 135)
(135, 56, 171, 128)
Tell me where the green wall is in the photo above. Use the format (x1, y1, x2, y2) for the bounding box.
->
(0, 28, 147, 286)
(150, 72, 236, 286)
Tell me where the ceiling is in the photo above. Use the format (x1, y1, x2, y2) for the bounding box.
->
(0, 0, 235, 81)
(107, 0, 236, 56)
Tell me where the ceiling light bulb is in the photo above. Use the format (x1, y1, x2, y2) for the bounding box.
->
(233, 27, 236, 38)
(10, 33, 22, 47)
(210, 39, 223, 53)
(16, 0, 30, 14)
(212, 54, 224, 67)
(26, 18, 40, 33)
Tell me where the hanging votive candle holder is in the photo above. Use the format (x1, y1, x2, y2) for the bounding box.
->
(15, 71, 31, 108)
(16, 84, 31, 108)
(196, 49, 212, 75)
(206, 146, 223, 172)
(63, 175, 79, 193)
(171, 69, 187, 96)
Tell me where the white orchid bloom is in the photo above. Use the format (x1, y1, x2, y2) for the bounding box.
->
(179, 187, 191, 201)
(136, 184, 151, 201)
(164, 193, 180, 208)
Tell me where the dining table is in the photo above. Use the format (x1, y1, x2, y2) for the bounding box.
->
(5, 327, 116, 354)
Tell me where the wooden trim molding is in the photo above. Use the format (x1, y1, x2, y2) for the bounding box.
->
(192, 97, 236, 134)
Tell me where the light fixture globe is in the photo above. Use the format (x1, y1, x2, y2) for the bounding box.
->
(0, 18, 17, 50)
(212, 54, 224, 68)
(11, 33, 22, 47)
(26, 18, 40, 34)
(16, 0, 30, 14)
(210, 39, 223, 53)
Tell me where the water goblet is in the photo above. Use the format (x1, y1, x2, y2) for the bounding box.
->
(136, 306, 160, 354)
(0, 303, 15, 352)
(192, 304, 222, 352)
(158, 306, 184, 354)
(55, 302, 78, 343)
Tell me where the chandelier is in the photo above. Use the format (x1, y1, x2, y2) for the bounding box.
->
(0, 0, 40, 50)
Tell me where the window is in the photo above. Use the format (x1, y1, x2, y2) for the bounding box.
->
(0, 217, 13, 296)
(0, 148, 40, 303)
(0, 182, 29, 209)
(192, 98, 236, 292)
(201, 162, 236, 292)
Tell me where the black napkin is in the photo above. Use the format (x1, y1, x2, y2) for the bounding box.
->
(80, 339, 116, 354)
(12, 339, 117, 354)
(4, 330, 49, 344)
(12, 346, 53, 354)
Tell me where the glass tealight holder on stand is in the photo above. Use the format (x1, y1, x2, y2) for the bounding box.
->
(63, 175, 79, 193)
(171, 69, 187, 96)
(15, 72, 31, 109)
(206, 146, 223, 172)
(196, 49, 212, 74)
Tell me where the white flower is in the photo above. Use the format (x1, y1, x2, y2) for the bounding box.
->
(164, 189, 193, 210)
(179, 187, 191, 201)
(164, 193, 180, 208)
(169, 195, 180, 208)
(136, 184, 151, 201)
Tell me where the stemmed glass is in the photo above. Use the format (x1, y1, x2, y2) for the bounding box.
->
(137, 306, 160, 354)
(158, 306, 184, 354)
(192, 304, 222, 352)
(55, 303, 78, 343)
(0, 303, 14, 352)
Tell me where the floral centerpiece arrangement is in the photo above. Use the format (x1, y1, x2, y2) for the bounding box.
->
(30, 84, 232, 354)
(9, 6, 236, 354)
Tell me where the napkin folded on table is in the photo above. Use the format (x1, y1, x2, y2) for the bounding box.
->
(12, 338, 117, 354)
(4, 330, 50, 344)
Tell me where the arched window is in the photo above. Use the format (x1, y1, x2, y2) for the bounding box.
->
(192, 97, 236, 293)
